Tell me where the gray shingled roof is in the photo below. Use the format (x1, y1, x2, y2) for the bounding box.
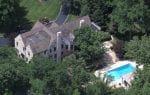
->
(20, 16, 91, 54)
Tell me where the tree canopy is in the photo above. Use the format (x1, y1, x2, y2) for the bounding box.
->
(0, 46, 31, 95)
(85, 80, 111, 95)
(124, 36, 150, 64)
(0, 0, 28, 32)
(74, 26, 110, 69)
(80, 0, 112, 31)
(45, 54, 92, 95)
(109, 0, 150, 39)
(1, 0, 150, 94)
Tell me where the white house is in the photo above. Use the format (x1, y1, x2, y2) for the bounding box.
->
(15, 16, 101, 63)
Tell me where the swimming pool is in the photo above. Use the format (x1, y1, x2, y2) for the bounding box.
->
(106, 64, 136, 81)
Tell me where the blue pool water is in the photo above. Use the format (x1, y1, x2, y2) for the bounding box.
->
(106, 64, 136, 81)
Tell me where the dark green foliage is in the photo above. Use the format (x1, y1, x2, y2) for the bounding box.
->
(1, 0, 150, 94)
(45, 54, 92, 95)
(45, 65, 72, 95)
(0, 46, 31, 94)
(6, 63, 31, 93)
(85, 80, 111, 95)
(65, 0, 113, 30)
(62, 55, 91, 89)
(0, 46, 18, 63)
(145, 0, 150, 8)
(124, 36, 150, 64)
(109, 0, 150, 39)
(0, 46, 95, 95)
(30, 56, 56, 79)
(0, 0, 30, 32)
(72, 89, 81, 95)
(74, 26, 110, 69)
(80, 0, 112, 30)
(30, 79, 46, 95)
(111, 88, 126, 95)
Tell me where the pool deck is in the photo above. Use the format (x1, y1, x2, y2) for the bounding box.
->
(94, 60, 137, 88)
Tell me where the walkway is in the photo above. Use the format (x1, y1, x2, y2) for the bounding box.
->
(103, 40, 119, 64)
(0, 37, 11, 46)
(55, 5, 69, 25)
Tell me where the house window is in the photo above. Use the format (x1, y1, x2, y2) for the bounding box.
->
(54, 47, 56, 51)
(49, 49, 52, 53)
(71, 45, 74, 50)
(65, 45, 68, 50)
(54, 54, 57, 58)
(61, 52, 63, 55)
(23, 47, 26, 51)
(28, 52, 30, 56)
(44, 51, 47, 54)
(16, 42, 18, 46)
(20, 53, 24, 59)
(61, 44, 64, 49)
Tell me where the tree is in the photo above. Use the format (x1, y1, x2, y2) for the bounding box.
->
(109, 0, 150, 39)
(45, 54, 92, 95)
(111, 88, 126, 95)
(62, 54, 91, 89)
(145, 0, 150, 8)
(0, 61, 31, 94)
(124, 36, 150, 64)
(31, 56, 56, 79)
(0, 46, 20, 63)
(0, 0, 28, 32)
(85, 80, 111, 95)
(74, 26, 110, 69)
(0, 46, 31, 94)
(30, 79, 46, 95)
(80, 0, 113, 30)
(72, 89, 81, 95)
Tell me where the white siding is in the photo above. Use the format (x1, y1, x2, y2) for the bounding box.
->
(15, 34, 74, 63)
(25, 45, 34, 62)
(15, 35, 25, 55)
(15, 35, 34, 63)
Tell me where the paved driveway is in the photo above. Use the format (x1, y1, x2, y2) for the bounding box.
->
(55, 5, 69, 25)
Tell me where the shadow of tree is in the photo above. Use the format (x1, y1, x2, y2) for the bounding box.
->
(13, 6, 32, 31)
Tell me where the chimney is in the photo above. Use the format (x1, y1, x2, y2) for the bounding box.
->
(80, 19, 85, 28)
(91, 22, 101, 31)
(56, 32, 62, 63)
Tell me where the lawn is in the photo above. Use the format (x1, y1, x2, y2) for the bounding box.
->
(20, 0, 61, 22)
(0, 33, 4, 37)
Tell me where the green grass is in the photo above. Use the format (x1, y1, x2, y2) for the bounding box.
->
(66, 15, 78, 22)
(0, 33, 4, 37)
(20, 0, 61, 22)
